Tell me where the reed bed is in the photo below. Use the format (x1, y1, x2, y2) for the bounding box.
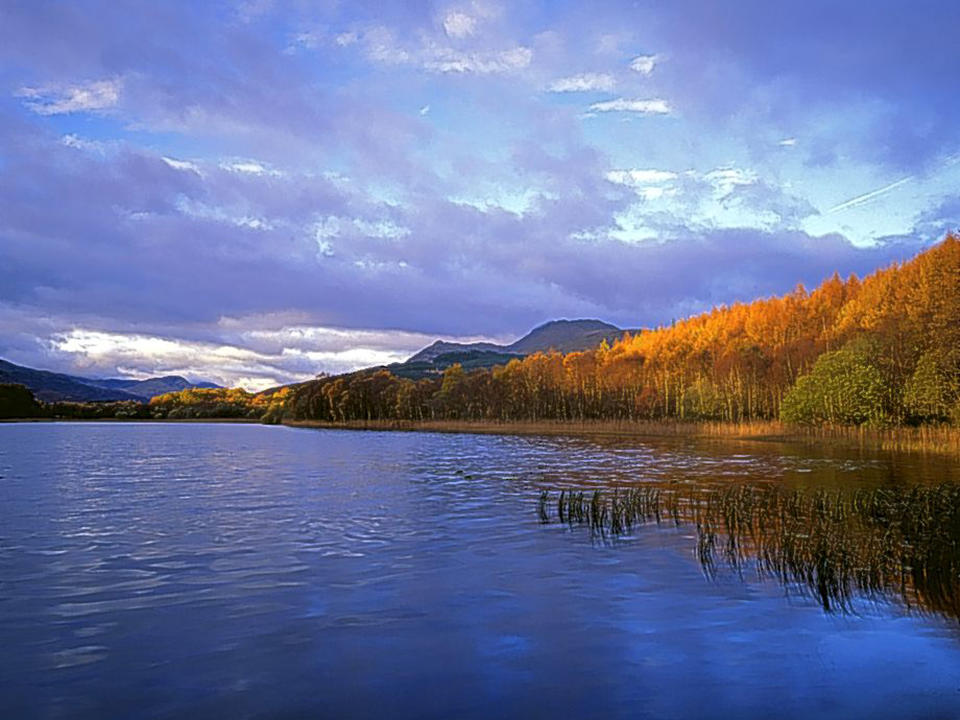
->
(539, 483, 960, 620)
(286, 419, 960, 455)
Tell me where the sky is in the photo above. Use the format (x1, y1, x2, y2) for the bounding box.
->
(1, 0, 958, 390)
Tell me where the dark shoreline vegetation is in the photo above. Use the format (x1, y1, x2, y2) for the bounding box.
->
(281, 418, 960, 453)
(2, 236, 958, 447)
(538, 483, 960, 621)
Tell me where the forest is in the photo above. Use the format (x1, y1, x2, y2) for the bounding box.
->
(3, 235, 957, 429)
(283, 235, 959, 427)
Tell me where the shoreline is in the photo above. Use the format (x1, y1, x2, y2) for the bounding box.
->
(3, 416, 958, 455)
(0, 417, 262, 424)
(281, 419, 960, 455)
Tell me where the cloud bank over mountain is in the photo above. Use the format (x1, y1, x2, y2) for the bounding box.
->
(1, 1, 957, 388)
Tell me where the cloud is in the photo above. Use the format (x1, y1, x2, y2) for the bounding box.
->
(606, 165, 817, 230)
(0, 0, 953, 390)
(629, 54, 659, 75)
(704, 167, 758, 194)
(620, 1, 960, 171)
(162, 157, 202, 174)
(606, 169, 679, 201)
(421, 45, 533, 74)
(778, 137, 797, 147)
(45, 326, 443, 391)
(588, 98, 672, 114)
(219, 159, 282, 176)
(359, 27, 532, 74)
(548, 73, 616, 93)
(16, 78, 121, 115)
(606, 169, 679, 186)
(443, 11, 477, 38)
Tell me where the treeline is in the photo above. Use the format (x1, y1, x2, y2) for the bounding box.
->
(2, 236, 957, 428)
(0, 384, 291, 422)
(148, 387, 291, 421)
(284, 235, 959, 427)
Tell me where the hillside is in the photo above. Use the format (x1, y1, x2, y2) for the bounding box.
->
(283, 235, 959, 427)
(87, 376, 221, 399)
(0, 359, 220, 402)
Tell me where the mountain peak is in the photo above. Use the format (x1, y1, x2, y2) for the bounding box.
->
(400, 318, 635, 377)
(506, 319, 624, 355)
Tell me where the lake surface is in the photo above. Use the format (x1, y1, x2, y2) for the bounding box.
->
(2, 423, 960, 719)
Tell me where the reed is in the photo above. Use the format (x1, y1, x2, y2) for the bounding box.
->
(540, 482, 960, 619)
(284, 418, 960, 455)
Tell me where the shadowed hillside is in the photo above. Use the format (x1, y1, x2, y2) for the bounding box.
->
(0, 359, 220, 402)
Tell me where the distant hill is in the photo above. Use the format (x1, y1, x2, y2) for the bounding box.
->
(0, 358, 220, 402)
(394, 319, 638, 378)
(86, 376, 221, 399)
(407, 340, 507, 364)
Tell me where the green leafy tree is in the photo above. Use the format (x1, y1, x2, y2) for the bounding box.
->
(904, 351, 959, 423)
(781, 343, 888, 425)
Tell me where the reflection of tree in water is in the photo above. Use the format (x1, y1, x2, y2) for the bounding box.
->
(538, 484, 960, 620)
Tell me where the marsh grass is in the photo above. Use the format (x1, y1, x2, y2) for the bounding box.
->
(285, 419, 960, 455)
(541, 483, 960, 619)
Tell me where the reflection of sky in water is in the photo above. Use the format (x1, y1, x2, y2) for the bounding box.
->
(1, 423, 959, 719)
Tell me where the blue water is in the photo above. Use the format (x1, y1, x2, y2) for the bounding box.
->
(1, 423, 959, 719)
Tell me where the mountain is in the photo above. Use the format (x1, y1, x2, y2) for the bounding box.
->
(407, 340, 506, 364)
(86, 376, 221, 399)
(506, 319, 628, 355)
(0, 359, 142, 402)
(0, 358, 220, 402)
(394, 319, 638, 378)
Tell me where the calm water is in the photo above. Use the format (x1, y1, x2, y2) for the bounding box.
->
(2, 423, 960, 719)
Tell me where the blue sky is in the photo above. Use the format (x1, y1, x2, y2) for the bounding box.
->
(1, 0, 958, 388)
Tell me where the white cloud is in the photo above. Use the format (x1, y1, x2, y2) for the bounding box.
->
(778, 137, 798, 147)
(548, 73, 616, 93)
(162, 157, 202, 174)
(364, 28, 413, 64)
(607, 165, 775, 215)
(16, 78, 121, 115)
(606, 169, 680, 201)
(422, 45, 532, 74)
(60, 134, 108, 154)
(335, 31, 358, 47)
(219, 159, 281, 176)
(48, 323, 508, 391)
(606, 169, 679, 186)
(312, 215, 410, 241)
(705, 167, 759, 194)
(629, 54, 659, 75)
(361, 27, 531, 74)
(443, 11, 477, 38)
(175, 197, 272, 231)
(588, 98, 672, 114)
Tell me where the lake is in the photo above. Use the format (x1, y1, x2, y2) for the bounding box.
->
(2, 422, 960, 719)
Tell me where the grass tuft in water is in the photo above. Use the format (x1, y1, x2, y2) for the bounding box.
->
(540, 482, 960, 620)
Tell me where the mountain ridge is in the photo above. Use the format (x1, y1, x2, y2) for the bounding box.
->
(394, 319, 639, 379)
(0, 358, 220, 402)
